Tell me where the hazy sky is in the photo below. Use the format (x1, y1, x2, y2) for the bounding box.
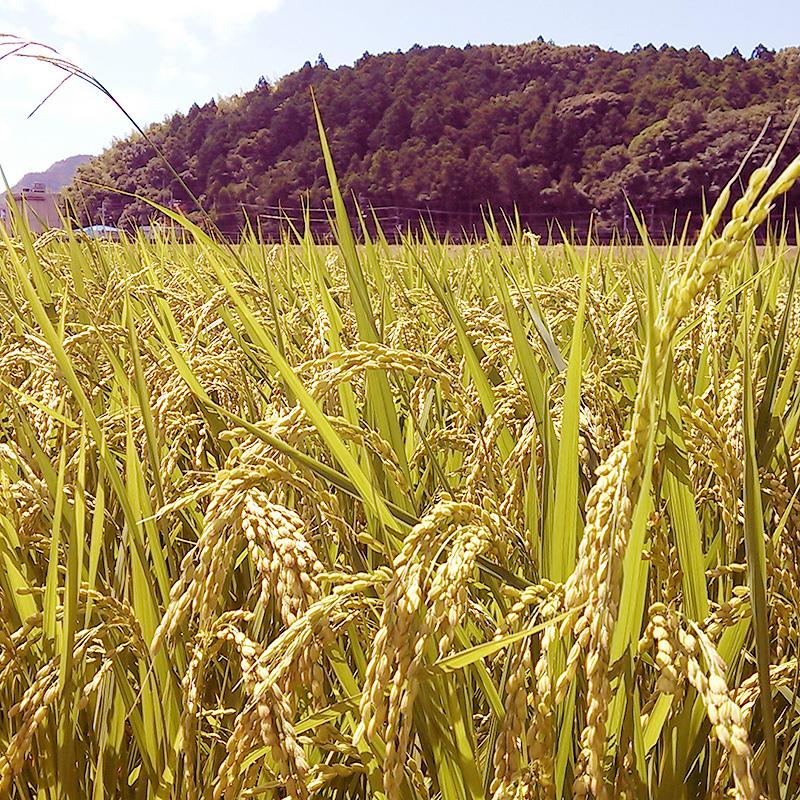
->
(1, 0, 798, 185)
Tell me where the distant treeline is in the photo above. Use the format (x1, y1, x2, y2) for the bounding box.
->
(67, 40, 800, 235)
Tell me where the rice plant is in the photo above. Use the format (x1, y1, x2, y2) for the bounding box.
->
(2, 120, 800, 800)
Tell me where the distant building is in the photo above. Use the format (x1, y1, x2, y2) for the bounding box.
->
(0, 183, 62, 234)
(79, 225, 121, 240)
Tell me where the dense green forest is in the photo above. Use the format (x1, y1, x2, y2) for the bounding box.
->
(68, 40, 800, 236)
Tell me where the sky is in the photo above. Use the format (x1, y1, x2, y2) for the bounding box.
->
(1, 0, 799, 185)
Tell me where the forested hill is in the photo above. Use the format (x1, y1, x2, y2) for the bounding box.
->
(68, 41, 800, 234)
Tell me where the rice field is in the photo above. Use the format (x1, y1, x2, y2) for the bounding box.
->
(2, 141, 800, 800)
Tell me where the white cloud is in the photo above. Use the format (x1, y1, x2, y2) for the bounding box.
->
(0, 20, 33, 40)
(28, 0, 284, 48)
(0, 0, 25, 14)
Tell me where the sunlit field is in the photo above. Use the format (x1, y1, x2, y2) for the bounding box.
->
(2, 136, 800, 800)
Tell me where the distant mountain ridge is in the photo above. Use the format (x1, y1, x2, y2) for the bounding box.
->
(13, 154, 93, 193)
(66, 41, 800, 233)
